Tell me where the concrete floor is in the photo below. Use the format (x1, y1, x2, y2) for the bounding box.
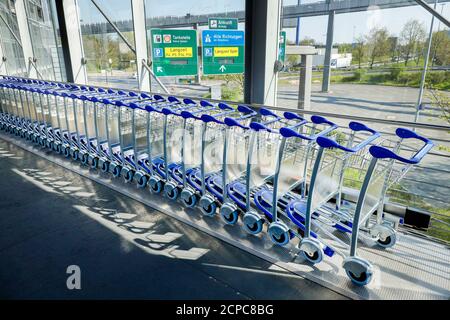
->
(0, 138, 347, 300)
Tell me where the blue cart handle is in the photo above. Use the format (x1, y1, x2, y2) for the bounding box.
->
(280, 115, 337, 140)
(316, 121, 380, 152)
(369, 128, 433, 164)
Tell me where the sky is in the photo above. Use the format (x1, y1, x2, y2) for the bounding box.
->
(78, 0, 450, 44)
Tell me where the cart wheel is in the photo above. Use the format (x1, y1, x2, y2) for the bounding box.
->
(343, 256, 374, 286)
(220, 203, 239, 225)
(90, 157, 99, 169)
(123, 169, 135, 183)
(375, 225, 397, 249)
(63, 146, 71, 157)
(149, 176, 163, 194)
(199, 195, 217, 216)
(164, 182, 179, 200)
(377, 233, 397, 248)
(81, 153, 89, 165)
(71, 149, 79, 161)
(55, 144, 61, 153)
(47, 140, 54, 150)
(136, 174, 148, 188)
(242, 211, 264, 235)
(101, 160, 110, 173)
(299, 238, 323, 264)
(112, 165, 122, 178)
(180, 189, 197, 208)
(346, 270, 372, 286)
(268, 222, 290, 246)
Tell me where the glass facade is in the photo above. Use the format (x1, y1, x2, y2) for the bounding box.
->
(144, 0, 246, 101)
(0, 0, 27, 76)
(24, 0, 66, 81)
(78, 0, 138, 90)
(278, 0, 450, 128)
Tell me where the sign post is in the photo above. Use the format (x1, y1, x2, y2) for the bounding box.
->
(202, 30, 245, 75)
(150, 29, 198, 76)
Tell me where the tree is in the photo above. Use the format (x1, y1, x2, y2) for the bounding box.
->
(338, 43, 352, 54)
(431, 30, 450, 67)
(352, 35, 365, 69)
(286, 54, 300, 69)
(365, 27, 390, 69)
(299, 37, 315, 46)
(399, 19, 426, 66)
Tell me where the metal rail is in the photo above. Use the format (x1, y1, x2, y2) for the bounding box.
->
(414, 0, 450, 28)
(4, 74, 450, 133)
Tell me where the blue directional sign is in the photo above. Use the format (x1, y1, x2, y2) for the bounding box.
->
(202, 30, 245, 75)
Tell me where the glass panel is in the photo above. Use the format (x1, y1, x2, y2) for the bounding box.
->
(78, 0, 138, 90)
(24, 0, 67, 81)
(144, 0, 246, 101)
(278, 0, 450, 242)
(0, 0, 27, 76)
(278, 0, 449, 127)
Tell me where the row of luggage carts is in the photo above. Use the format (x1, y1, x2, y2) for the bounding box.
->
(0, 76, 434, 286)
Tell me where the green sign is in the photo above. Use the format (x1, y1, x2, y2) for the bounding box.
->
(278, 31, 286, 64)
(208, 18, 238, 30)
(151, 29, 198, 76)
(202, 30, 245, 75)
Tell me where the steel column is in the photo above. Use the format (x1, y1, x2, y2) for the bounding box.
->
(132, 0, 150, 91)
(14, 0, 35, 78)
(62, 0, 87, 84)
(414, 0, 438, 124)
(321, 9, 334, 93)
(298, 54, 312, 109)
(244, 0, 282, 106)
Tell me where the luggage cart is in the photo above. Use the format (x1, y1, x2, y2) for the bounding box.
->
(147, 97, 207, 197)
(221, 112, 318, 228)
(279, 122, 388, 285)
(28, 82, 63, 148)
(96, 92, 154, 175)
(163, 101, 237, 201)
(215, 108, 284, 224)
(71, 87, 122, 165)
(177, 102, 248, 208)
(113, 93, 166, 182)
(26, 81, 70, 144)
(14, 84, 37, 141)
(244, 115, 338, 243)
(51, 85, 85, 158)
(0, 81, 23, 132)
(141, 97, 171, 193)
(340, 128, 433, 285)
(122, 95, 191, 190)
(120, 98, 166, 187)
(43, 84, 79, 153)
(179, 105, 257, 214)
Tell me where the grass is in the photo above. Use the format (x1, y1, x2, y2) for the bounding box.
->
(342, 167, 450, 243)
